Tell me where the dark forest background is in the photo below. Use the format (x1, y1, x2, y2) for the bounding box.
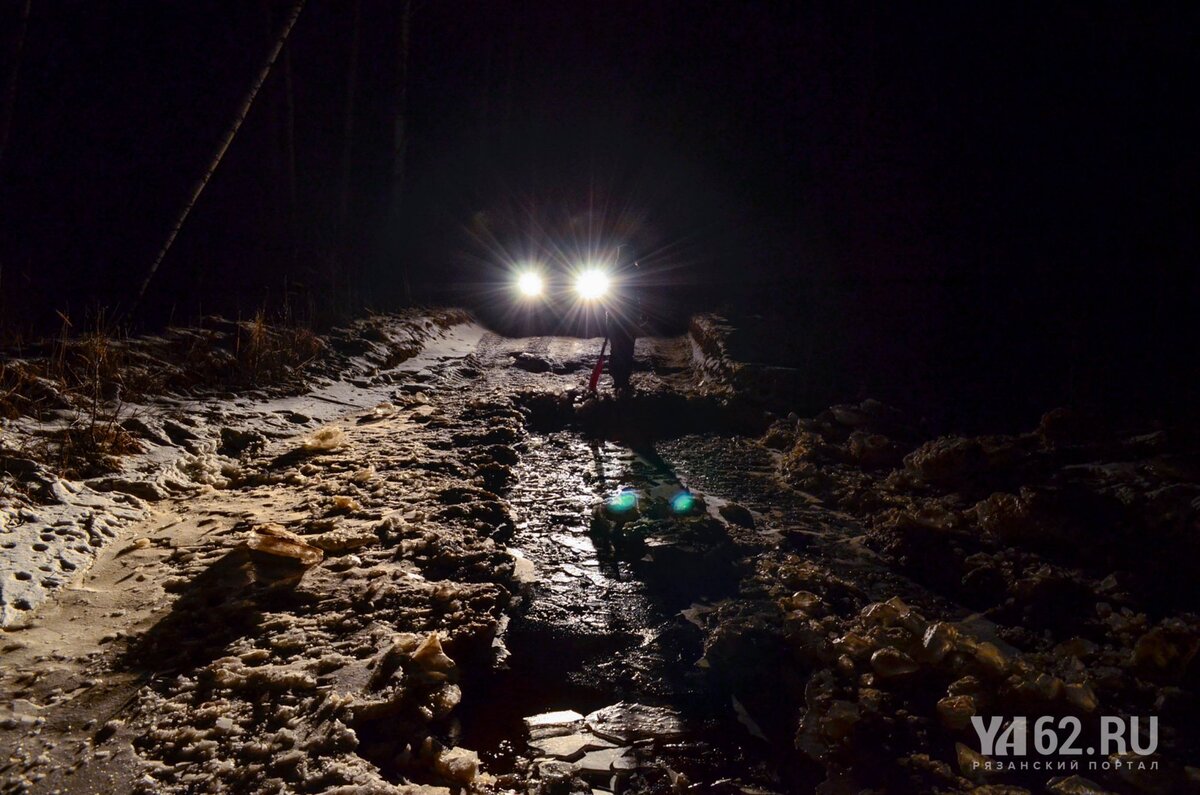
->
(0, 1, 1196, 429)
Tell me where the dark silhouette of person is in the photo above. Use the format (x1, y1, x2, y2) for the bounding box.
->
(607, 309, 635, 392)
(606, 254, 642, 393)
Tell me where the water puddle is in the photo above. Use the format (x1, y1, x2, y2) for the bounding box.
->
(458, 426, 775, 789)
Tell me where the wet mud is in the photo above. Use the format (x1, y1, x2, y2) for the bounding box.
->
(4, 319, 1198, 794)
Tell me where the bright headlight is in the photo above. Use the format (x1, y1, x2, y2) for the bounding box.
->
(517, 271, 543, 297)
(575, 269, 609, 300)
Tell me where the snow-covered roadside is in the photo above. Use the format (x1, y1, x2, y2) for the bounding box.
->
(0, 315, 482, 627)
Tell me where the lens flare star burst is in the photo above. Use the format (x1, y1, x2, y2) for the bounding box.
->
(574, 268, 610, 300)
(517, 271, 544, 297)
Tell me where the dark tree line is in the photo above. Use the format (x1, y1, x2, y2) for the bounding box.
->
(0, 1, 420, 333)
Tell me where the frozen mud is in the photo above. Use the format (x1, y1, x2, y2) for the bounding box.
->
(669, 400, 1200, 793)
(0, 313, 471, 626)
(2, 312, 1197, 794)
(1, 319, 748, 794)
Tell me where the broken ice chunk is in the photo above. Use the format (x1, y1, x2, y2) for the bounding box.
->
(584, 702, 685, 744)
(680, 602, 714, 630)
(300, 426, 347, 453)
(869, 648, 918, 678)
(309, 525, 377, 553)
(411, 633, 457, 680)
(529, 732, 617, 761)
(434, 746, 479, 785)
(526, 710, 585, 726)
(330, 495, 363, 514)
(245, 524, 323, 566)
(577, 746, 636, 779)
(524, 709, 585, 740)
(509, 549, 537, 584)
(921, 622, 958, 663)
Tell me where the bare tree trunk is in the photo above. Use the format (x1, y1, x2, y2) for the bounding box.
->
(0, 0, 32, 170)
(338, 0, 361, 233)
(131, 0, 305, 314)
(392, 0, 413, 304)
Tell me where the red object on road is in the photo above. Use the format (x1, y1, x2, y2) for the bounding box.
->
(587, 336, 609, 392)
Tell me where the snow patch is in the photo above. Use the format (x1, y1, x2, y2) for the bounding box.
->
(0, 317, 483, 627)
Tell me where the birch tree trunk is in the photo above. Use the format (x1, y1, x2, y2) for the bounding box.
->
(131, 0, 305, 314)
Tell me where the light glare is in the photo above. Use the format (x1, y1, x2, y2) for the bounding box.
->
(575, 268, 609, 300)
(671, 491, 697, 514)
(517, 271, 543, 297)
(607, 489, 638, 514)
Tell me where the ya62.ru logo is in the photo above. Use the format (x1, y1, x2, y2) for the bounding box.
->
(972, 715, 1157, 757)
(968, 715, 1159, 773)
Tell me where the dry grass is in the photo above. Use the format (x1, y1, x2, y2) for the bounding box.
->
(1, 308, 327, 479)
(45, 421, 144, 480)
(8, 315, 145, 477)
(234, 310, 325, 386)
(0, 360, 64, 420)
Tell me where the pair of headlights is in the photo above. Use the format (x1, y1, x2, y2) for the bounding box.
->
(517, 269, 610, 300)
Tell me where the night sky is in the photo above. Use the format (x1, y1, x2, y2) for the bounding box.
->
(1, 1, 1196, 426)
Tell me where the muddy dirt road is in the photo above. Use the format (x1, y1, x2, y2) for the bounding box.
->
(0, 324, 791, 793)
(5, 318, 1197, 795)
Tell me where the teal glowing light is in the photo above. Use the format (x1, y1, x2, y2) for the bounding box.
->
(671, 491, 697, 514)
(607, 489, 639, 514)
